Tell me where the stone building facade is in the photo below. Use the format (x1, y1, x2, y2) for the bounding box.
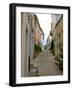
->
(50, 14, 63, 58)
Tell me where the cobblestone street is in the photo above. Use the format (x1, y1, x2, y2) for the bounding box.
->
(31, 50, 63, 76)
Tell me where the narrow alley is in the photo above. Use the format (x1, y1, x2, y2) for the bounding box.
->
(30, 50, 63, 76)
(21, 13, 63, 77)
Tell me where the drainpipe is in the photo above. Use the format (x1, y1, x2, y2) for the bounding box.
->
(28, 14, 32, 72)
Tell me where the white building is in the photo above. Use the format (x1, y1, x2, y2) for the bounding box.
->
(21, 12, 34, 77)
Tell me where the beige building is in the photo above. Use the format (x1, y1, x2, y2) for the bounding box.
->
(50, 14, 63, 57)
(51, 14, 62, 32)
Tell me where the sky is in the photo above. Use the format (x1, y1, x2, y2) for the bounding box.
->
(36, 13, 52, 45)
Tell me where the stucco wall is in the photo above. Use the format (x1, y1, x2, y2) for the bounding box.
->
(53, 16, 63, 56)
(21, 13, 30, 77)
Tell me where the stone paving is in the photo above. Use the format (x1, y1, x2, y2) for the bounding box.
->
(30, 50, 63, 76)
